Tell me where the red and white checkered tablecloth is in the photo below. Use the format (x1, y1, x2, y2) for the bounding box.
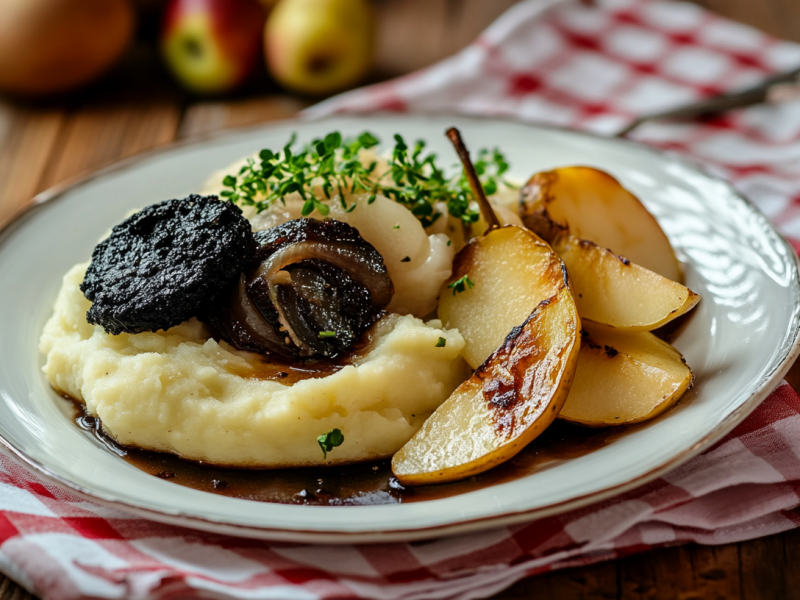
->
(3, 0, 800, 598)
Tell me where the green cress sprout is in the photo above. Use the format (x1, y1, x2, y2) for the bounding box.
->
(318, 428, 345, 459)
(220, 131, 514, 229)
(448, 275, 475, 295)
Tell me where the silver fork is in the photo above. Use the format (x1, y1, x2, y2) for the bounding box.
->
(616, 66, 800, 137)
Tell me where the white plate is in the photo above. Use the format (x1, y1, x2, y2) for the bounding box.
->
(1, 114, 798, 544)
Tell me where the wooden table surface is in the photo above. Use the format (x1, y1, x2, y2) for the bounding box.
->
(1, 0, 800, 598)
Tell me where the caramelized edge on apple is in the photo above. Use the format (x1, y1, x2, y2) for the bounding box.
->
(392, 286, 581, 485)
(552, 234, 700, 332)
(558, 325, 693, 427)
(519, 166, 683, 282)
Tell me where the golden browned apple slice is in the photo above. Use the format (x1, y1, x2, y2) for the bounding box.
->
(438, 225, 568, 369)
(519, 166, 683, 282)
(392, 287, 581, 485)
(552, 234, 700, 332)
(392, 128, 581, 486)
(559, 324, 693, 427)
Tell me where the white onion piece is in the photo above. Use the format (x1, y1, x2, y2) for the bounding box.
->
(329, 194, 428, 266)
(328, 194, 455, 317)
(387, 233, 455, 317)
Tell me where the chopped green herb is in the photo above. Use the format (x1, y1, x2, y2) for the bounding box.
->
(220, 131, 514, 229)
(318, 331, 336, 338)
(448, 275, 475, 295)
(317, 428, 344, 459)
(435, 337, 447, 347)
(393, 224, 400, 229)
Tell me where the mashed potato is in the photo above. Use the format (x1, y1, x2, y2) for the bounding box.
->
(40, 264, 468, 467)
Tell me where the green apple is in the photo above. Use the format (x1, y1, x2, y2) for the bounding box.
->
(161, 0, 266, 95)
(265, 0, 373, 96)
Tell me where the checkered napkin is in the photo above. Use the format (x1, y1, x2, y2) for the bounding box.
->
(4, 0, 800, 598)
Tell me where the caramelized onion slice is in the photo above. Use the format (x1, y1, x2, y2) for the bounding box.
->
(256, 240, 393, 308)
(205, 218, 394, 361)
(251, 241, 392, 357)
(204, 274, 294, 359)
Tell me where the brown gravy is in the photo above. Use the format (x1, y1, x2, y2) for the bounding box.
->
(65, 396, 640, 506)
(223, 357, 346, 385)
(221, 315, 388, 384)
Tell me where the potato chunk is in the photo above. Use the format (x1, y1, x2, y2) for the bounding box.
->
(559, 324, 693, 426)
(393, 287, 581, 485)
(553, 235, 699, 332)
(520, 166, 682, 282)
(438, 226, 567, 369)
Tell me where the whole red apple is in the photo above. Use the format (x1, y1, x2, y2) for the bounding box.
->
(161, 0, 266, 94)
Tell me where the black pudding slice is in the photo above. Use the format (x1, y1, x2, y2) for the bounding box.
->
(81, 195, 256, 335)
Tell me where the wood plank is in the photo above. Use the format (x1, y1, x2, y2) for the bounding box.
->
(373, 0, 450, 77)
(689, 0, 800, 44)
(39, 97, 182, 190)
(615, 540, 740, 599)
(779, 527, 800, 593)
(618, 545, 690, 599)
(180, 95, 310, 138)
(685, 544, 743, 600)
(0, 103, 64, 222)
(447, 0, 521, 54)
(524, 560, 619, 599)
(738, 533, 790, 599)
(0, 578, 34, 600)
(783, 356, 800, 395)
(774, 0, 800, 44)
(372, 0, 519, 77)
(490, 543, 743, 600)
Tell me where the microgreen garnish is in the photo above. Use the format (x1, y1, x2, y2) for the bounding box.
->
(436, 337, 447, 347)
(448, 275, 475, 295)
(220, 131, 514, 228)
(317, 428, 344, 459)
(318, 331, 336, 338)
(471, 148, 513, 197)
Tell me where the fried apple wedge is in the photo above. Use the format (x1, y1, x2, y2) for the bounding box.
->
(392, 287, 581, 485)
(438, 225, 568, 369)
(519, 166, 683, 282)
(559, 324, 693, 427)
(552, 234, 700, 332)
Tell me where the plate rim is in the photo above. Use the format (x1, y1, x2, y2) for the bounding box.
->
(2, 112, 799, 543)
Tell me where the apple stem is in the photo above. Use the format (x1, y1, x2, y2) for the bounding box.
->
(446, 127, 501, 231)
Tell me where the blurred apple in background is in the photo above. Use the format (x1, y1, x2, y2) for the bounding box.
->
(0, 0, 135, 96)
(161, 0, 266, 94)
(265, 0, 374, 96)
